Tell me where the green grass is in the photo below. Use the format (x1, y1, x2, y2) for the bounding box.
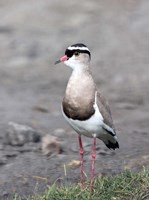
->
(14, 169, 149, 200)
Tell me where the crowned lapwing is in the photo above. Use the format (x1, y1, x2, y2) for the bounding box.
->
(55, 43, 119, 191)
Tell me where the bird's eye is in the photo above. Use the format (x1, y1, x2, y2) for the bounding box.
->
(74, 51, 80, 56)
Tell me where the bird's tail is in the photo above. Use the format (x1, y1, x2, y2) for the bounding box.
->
(100, 125, 119, 150)
(98, 133, 119, 150)
(105, 136, 119, 150)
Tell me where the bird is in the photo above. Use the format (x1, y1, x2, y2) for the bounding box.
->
(55, 43, 119, 191)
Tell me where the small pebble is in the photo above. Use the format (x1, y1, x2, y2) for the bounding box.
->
(41, 135, 62, 157)
(54, 128, 65, 137)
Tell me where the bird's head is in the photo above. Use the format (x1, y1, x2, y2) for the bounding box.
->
(55, 43, 91, 70)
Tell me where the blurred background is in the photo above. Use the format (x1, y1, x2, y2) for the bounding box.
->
(0, 0, 149, 198)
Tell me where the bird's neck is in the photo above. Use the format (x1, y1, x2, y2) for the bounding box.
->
(72, 63, 90, 76)
(65, 65, 95, 99)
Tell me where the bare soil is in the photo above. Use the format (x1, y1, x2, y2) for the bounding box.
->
(0, 0, 149, 199)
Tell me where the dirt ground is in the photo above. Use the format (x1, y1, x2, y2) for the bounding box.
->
(0, 0, 149, 199)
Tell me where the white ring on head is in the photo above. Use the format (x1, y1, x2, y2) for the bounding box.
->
(68, 46, 90, 52)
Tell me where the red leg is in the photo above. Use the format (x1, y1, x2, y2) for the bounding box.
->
(78, 135, 84, 188)
(90, 136, 96, 192)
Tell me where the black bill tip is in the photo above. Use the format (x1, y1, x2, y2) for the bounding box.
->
(55, 60, 61, 65)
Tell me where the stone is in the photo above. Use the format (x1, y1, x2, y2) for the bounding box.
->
(41, 135, 61, 157)
(4, 122, 41, 146)
(54, 128, 65, 137)
(66, 160, 80, 169)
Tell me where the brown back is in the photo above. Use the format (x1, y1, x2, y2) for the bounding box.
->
(97, 91, 115, 131)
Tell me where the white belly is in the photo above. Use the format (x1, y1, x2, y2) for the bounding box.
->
(62, 103, 104, 138)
